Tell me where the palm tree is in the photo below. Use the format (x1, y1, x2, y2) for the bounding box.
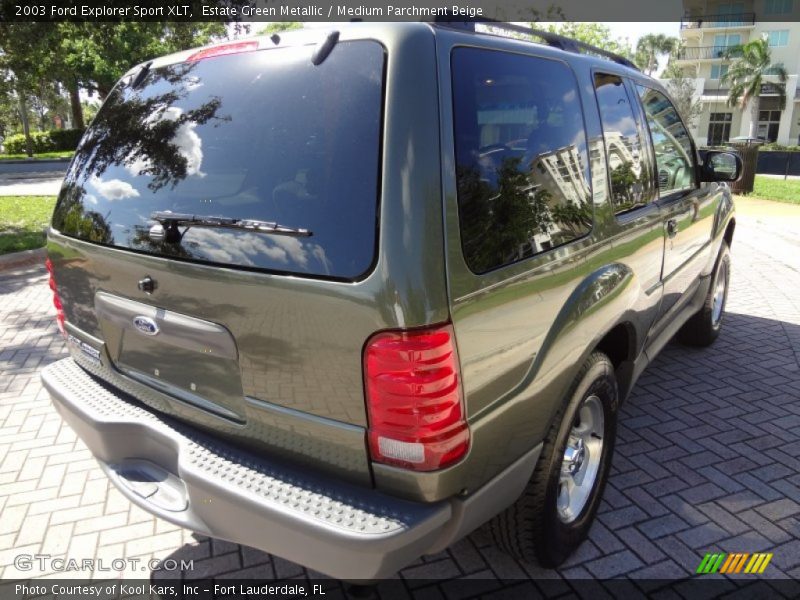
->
(722, 36, 788, 139)
(635, 34, 678, 76)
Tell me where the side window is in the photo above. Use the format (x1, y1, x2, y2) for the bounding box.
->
(451, 48, 592, 274)
(636, 86, 696, 196)
(594, 73, 652, 215)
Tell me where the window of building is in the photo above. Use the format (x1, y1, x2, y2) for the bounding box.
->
(713, 34, 741, 57)
(637, 86, 696, 196)
(710, 64, 729, 80)
(594, 73, 653, 215)
(758, 110, 782, 142)
(767, 30, 789, 47)
(764, 0, 793, 14)
(451, 48, 592, 273)
(713, 3, 746, 26)
(707, 112, 732, 145)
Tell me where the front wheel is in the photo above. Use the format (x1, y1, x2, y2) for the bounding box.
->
(488, 352, 618, 567)
(678, 242, 731, 347)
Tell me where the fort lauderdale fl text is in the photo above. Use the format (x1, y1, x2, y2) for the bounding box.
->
(16, 583, 326, 597)
(202, 4, 485, 17)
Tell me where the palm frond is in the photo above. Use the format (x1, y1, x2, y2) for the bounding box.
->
(723, 37, 786, 111)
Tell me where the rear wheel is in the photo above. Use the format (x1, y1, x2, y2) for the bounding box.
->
(678, 242, 731, 347)
(488, 352, 618, 566)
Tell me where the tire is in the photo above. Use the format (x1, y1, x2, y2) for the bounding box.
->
(488, 352, 619, 567)
(678, 242, 731, 347)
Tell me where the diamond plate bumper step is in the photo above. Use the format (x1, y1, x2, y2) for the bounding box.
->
(41, 358, 453, 580)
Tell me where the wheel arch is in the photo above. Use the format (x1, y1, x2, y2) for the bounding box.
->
(723, 217, 736, 248)
(593, 321, 637, 401)
(524, 262, 647, 438)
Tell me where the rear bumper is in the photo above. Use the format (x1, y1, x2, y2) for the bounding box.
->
(41, 358, 540, 580)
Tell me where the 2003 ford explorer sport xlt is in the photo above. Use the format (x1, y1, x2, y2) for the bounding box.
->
(40, 21, 741, 580)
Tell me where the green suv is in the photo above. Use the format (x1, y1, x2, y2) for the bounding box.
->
(40, 22, 740, 579)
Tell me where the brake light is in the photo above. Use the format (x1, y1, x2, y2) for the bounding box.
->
(186, 41, 259, 62)
(364, 324, 470, 471)
(45, 258, 66, 337)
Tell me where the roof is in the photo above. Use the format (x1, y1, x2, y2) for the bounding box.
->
(431, 20, 640, 71)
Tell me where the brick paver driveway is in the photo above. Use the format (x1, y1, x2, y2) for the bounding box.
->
(1, 198, 799, 593)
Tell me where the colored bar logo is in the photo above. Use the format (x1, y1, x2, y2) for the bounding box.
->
(696, 552, 773, 574)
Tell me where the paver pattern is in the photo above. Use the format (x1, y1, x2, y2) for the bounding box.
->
(1, 206, 799, 594)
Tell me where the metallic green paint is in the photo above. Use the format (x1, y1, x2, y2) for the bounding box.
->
(46, 23, 735, 504)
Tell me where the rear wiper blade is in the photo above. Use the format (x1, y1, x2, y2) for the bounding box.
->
(149, 211, 312, 243)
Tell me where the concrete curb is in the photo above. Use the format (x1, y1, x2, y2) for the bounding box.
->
(0, 158, 70, 177)
(0, 247, 45, 272)
(0, 169, 66, 178)
(0, 157, 71, 165)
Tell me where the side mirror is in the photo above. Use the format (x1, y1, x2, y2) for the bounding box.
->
(701, 151, 742, 182)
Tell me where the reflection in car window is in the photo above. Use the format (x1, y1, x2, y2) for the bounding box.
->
(451, 48, 592, 274)
(636, 86, 695, 196)
(594, 74, 652, 215)
(52, 42, 385, 280)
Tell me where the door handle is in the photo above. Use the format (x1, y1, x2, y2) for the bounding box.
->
(666, 218, 678, 238)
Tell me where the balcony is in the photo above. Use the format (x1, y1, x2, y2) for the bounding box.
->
(680, 13, 756, 30)
(700, 87, 731, 101)
(675, 46, 743, 61)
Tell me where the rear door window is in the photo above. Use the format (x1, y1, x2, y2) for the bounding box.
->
(52, 41, 385, 280)
(451, 48, 592, 274)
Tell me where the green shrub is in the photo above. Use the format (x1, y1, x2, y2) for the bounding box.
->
(702, 144, 800, 153)
(3, 128, 85, 155)
(761, 143, 800, 152)
(49, 128, 84, 151)
(4, 132, 50, 154)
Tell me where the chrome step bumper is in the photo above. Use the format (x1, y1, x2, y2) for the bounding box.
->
(41, 358, 453, 580)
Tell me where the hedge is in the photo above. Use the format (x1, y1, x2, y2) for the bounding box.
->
(4, 128, 85, 155)
(703, 143, 800, 153)
(761, 143, 800, 152)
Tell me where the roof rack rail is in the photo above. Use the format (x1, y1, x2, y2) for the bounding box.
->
(432, 19, 640, 71)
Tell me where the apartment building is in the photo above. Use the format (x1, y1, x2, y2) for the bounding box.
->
(671, 0, 800, 146)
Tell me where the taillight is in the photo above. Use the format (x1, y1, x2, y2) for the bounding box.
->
(186, 41, 259, 62)
(45, 258, 66, 337)
(364, 324, 470, 471)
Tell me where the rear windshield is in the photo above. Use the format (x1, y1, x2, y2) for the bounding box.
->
(52, 41, 385, 280)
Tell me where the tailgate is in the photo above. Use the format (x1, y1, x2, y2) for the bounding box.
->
(46, 27, 450, 490)
(47, 38, 387, 485)
(51, 238, 381, 485)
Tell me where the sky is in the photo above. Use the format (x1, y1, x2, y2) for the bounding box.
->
(603, 22, 682, 74)
(603, 22, 681, 46)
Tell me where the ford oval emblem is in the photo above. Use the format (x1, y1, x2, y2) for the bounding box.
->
(132, 316, 159, 336)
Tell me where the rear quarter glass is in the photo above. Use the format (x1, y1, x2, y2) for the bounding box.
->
(450, 47, 593, 274)
(52, 41, 385, 281)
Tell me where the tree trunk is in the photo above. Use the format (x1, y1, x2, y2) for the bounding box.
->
(748, 97, 759, 139)
(731, 101, 761, 195)
(730, 143, 759, 194)
(17, 93, 33, 157)
(68, 83, 84, 130)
